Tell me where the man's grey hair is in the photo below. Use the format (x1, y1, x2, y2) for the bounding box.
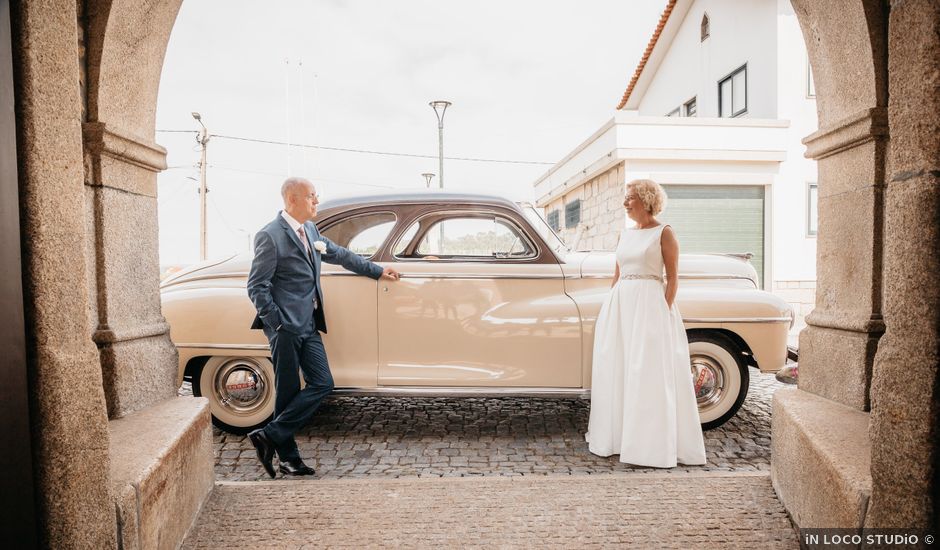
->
(281, 177, 312, 202)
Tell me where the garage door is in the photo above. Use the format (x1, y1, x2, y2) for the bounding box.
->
(659, 185, 765, 286)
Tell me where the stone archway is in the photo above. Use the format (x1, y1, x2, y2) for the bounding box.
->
(8, 0, 937, 547)
(13, 0, 209, 548)
(776, 0, 938, 533)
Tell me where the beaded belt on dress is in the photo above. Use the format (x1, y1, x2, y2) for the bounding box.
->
(619, 273, 663, 282)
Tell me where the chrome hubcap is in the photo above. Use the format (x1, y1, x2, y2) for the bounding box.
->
(691, 354, 725, 410)
(214, 359, 267, 414)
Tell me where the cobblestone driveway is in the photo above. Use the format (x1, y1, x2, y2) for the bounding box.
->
(209, 369, 783, 481)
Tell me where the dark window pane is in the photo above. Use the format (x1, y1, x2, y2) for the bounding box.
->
(807, 183, 818, 236)
(720, 79, 732, 117)
(547, 210, 561, 231)
(564, 200, 581, 227)
(732, 70, 746, 113)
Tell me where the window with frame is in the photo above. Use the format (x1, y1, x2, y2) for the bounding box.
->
(807, 59, 816, 97)
(684, 97, 697, 117)
(719, 64, 747, 117)
(546, 210, 561, 231)
(701, 13, 710, 41)
(807, 182, 818, 236)
(564, 199, 581, 227)
(398, 215, 535, 260)
(666, 106, 681, 117)
(320, 211, 397, 258)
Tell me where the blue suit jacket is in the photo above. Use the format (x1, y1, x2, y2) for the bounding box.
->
(247, 213, 384, 334)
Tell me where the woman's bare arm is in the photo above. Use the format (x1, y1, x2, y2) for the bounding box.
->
(661, 226, 679, 307)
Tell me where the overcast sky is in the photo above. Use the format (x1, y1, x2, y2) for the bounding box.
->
(156, 0, 665, 265)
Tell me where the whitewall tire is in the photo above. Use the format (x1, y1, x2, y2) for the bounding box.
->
(195, 356, 275, 434)
(688, 334, 749, 430)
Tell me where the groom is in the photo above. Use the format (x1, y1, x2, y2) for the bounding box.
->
(246, 177, 401, 478)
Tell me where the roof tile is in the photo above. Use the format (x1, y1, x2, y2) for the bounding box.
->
(616, 0, 678, 110)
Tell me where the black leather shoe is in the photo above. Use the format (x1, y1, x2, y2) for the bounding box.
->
(247, 429, 276, 479)
(279, 458, 315, 476)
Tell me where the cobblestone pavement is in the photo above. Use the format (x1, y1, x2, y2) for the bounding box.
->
(206, 369, 784, 481)
(182, 472, 798, 549)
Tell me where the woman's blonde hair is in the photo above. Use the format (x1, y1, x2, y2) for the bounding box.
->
(626, 178, 667, 216)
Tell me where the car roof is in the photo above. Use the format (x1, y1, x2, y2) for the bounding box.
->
(316, 191, 523, 215)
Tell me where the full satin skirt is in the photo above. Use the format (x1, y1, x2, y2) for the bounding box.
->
(586, 280, 707, 467)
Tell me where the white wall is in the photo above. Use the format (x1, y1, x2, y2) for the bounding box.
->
(771, 0, 818, 282)
(635, 0, 779, 119)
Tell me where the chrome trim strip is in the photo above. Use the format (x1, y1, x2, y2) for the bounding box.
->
(578, 274, 756, 281)
(321, 271, 367, 277)
(164, 272, 246, 285)
(333, 386, 590, 398)
(397, 273, 563, 280)
(176, 343, 270, 350)
(167, 271, 377, 284)
(682, 317, 792, 323)
(167, 271, 755, 284)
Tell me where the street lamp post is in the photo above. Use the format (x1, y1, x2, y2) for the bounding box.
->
(422, 172, 435, 188)
(192, 112, 209, 261)
(429, 101, 451, 188)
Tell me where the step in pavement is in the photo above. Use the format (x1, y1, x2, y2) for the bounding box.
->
(182, 471, 798, 548)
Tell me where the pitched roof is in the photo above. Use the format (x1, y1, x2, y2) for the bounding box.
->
(616, 0, 678, 110)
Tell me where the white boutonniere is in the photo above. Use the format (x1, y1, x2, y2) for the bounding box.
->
(313, 240, 327, 254)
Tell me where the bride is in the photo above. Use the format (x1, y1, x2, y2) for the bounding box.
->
(585, 179, 706, 467)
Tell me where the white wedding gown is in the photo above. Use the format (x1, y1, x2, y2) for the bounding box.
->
(585, 224, 707, 467)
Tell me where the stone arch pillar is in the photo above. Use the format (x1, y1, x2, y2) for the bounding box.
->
(13, 0, 212, 548)
(775, 0, 938, 533)
(868, 0, 939, 529)
(772, 0, 888, 530)
(83, 0, 183, 418)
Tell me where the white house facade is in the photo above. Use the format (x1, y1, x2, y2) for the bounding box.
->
(533, 0, 818, 333)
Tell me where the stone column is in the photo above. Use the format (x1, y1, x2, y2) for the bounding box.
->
(83, 122, 178, 418)
(867, 0, 940, 530)
(772, 0, 888, 531)
(11, 1, 115, 547)
(798, 107, 888, 410)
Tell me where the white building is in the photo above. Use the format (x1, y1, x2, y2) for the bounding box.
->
(533, 0, 818, 328)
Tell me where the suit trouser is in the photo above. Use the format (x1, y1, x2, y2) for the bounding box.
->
(262, 322, 333, 461)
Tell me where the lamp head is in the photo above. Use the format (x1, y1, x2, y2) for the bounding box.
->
(429, 100, 451, 122)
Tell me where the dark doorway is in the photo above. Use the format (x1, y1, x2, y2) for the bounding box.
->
(0, 0, 37, 546)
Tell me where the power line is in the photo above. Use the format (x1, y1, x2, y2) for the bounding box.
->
(156, 129, 554, 166)
(168, 163, 402, 190)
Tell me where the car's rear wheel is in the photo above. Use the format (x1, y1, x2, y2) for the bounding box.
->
(688, 333, 749, 430)
(194, 356, 275, 434)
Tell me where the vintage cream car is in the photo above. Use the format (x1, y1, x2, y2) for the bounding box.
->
(160, 192, 793, 433)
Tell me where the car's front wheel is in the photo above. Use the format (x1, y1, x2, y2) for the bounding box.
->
(688, 333, 749, 430)
(194, 356, 275, 434)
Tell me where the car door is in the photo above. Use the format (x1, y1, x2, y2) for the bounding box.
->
(318, 210, 397, 388)
(376, 209, 581, 387)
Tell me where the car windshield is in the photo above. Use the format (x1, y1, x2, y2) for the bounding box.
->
(521, 205, 568, 256)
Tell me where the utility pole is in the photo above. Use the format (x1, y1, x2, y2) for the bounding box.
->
(429, 101, 451, 188)
(192, 112, 210, 261)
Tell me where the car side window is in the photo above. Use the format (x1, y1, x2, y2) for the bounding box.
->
(398, 216, 535, 260)
(321, 212, 396, 258)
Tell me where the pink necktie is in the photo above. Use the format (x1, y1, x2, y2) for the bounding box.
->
(297, 226, 318, 310)
(297, 226, 312, 257)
